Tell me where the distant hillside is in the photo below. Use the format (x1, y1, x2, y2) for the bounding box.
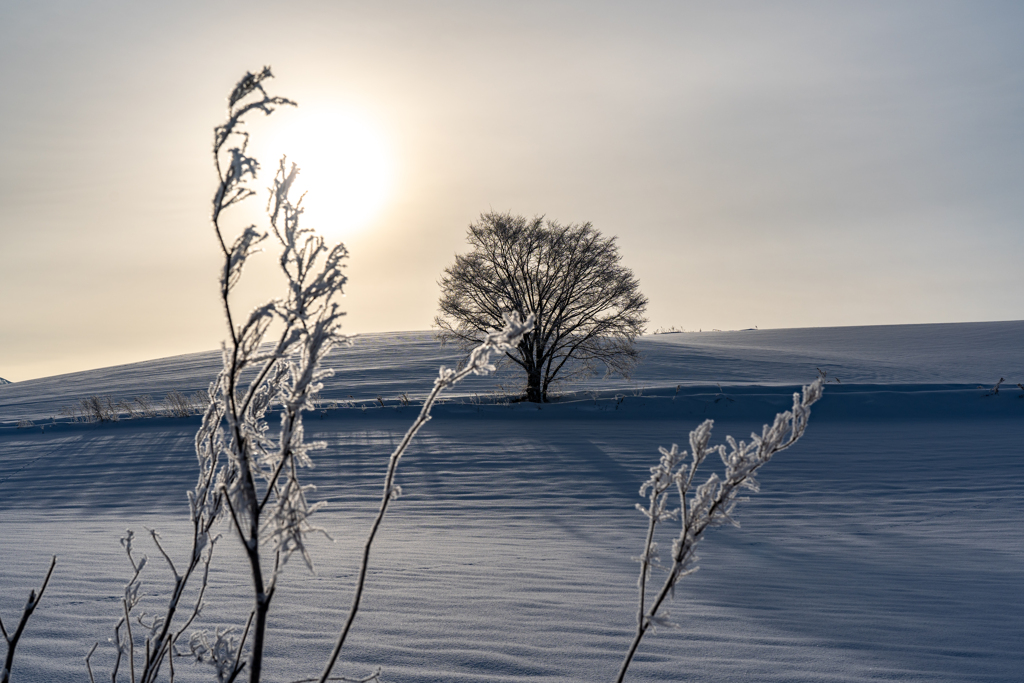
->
(0, 320, 1021, 424)
(0, 377, 10, 385)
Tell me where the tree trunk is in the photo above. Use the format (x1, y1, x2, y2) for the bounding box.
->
(525, 367, 543, 402)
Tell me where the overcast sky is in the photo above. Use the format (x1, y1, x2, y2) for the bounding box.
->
(2, 0, 1022, 381)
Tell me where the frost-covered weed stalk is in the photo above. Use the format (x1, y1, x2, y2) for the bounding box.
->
(83, 66, 320, 683)
(616, 379, 823, 682)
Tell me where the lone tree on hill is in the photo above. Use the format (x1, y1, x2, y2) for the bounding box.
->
(436, 212, 648, 402)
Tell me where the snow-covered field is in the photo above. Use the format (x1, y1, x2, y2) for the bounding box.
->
(1, 321, 1022, 682)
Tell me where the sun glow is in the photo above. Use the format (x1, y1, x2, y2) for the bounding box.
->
(260, 106, 394, 238)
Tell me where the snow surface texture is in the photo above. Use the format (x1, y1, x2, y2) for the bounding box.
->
(0, 321, 1021, 682)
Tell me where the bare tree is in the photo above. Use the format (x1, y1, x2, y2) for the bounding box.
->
(436, 212, 648, 402)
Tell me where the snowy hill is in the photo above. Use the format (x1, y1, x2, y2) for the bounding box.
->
(1, 319, 1021, 425)
(0, 321, 1021, 682)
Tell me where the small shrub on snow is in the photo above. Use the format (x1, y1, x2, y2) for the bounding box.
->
(58, 404, 87, 423)
(163, 390, 195, 417)
(192, 390, 211, 412)
(115, 399, 141, 419)
(134, 395, 158, 418)
(816, 367, 841, 384)
(979, 377, 1005, 396)
(78, 395, 119, 422)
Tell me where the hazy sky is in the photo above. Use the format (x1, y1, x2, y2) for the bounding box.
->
(2, 0, 1022, 381)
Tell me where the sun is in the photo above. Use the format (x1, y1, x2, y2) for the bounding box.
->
(259, 106, 394, 238)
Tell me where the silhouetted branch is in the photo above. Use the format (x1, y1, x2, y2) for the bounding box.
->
(1, 555, 56, 683)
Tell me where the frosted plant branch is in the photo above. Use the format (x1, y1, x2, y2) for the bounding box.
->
(85, 642, 98, 683)
(89, 67, 342, 683)
(615, 379, 824, 683)
(316, 311, 535, 683)
(0, 555, 56, 683)
(203, 68, 349, 683)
